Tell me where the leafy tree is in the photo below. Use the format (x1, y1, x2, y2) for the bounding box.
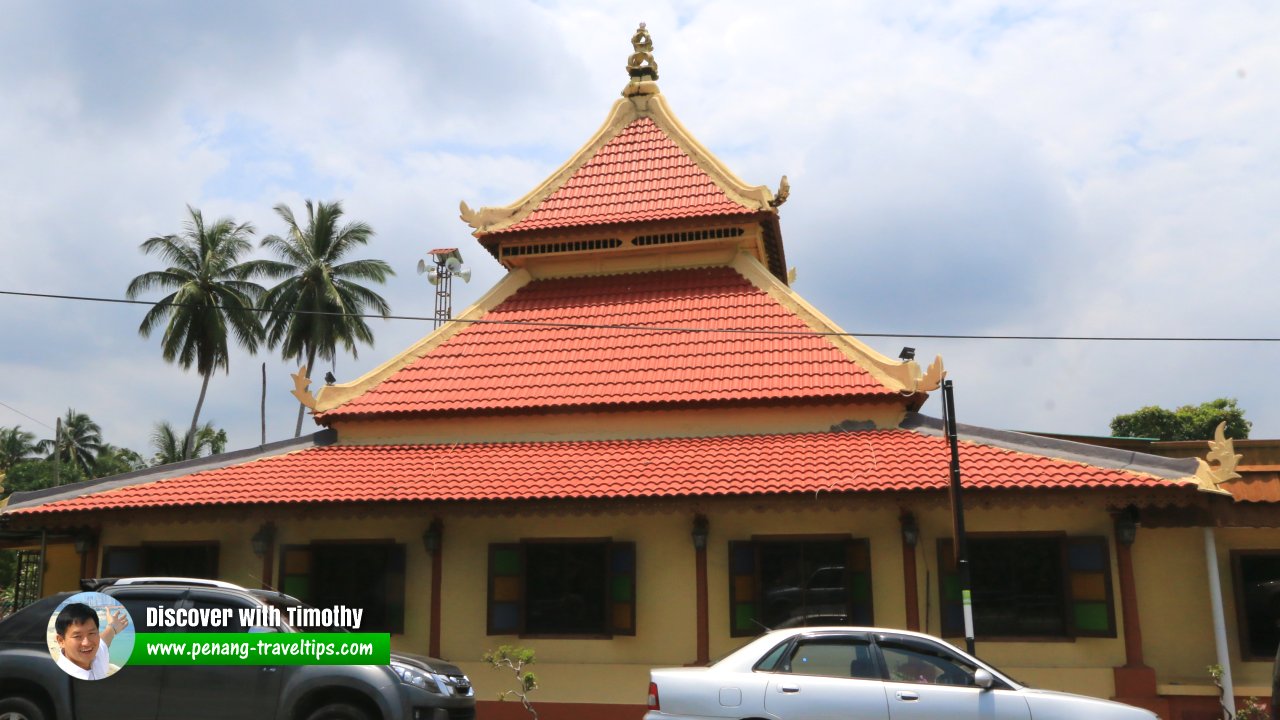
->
(150, 421, 228, 466)
(36, 409, 103, 478)
(0, 426, 38, 472)
(257, 200, 393, 436)
(2, 459, 83, 495)
(93, 444, 148, 477)
(126, 206, 268, 458)
(1110, 398, 1251, 441)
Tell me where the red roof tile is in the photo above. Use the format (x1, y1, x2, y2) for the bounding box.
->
(11, 429, 1190, 514)
(493, 117, 753, 234)
(319, 267, 896, 419)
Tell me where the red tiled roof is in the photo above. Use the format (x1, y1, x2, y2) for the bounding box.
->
(492, 117, 754, 234)
(319, 267, 896, 419)
(10, 429, 1190, 514)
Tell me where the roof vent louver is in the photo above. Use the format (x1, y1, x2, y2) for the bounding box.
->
(500, 237, 624, 258)
(632, 227, 745, 247)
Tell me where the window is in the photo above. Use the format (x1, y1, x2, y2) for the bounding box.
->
(278, 542, 406, 633)
(938, 535, 1114, 639)
(728, 538, 873, 637)
(775, 636, 879, 679)
(102, 542, 219, 579)
(487, 540, 635, 637)
(878, 637, 983, 686)
(1231, 551, 1280, 660)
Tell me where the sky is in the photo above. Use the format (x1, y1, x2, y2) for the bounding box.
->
(1, 0, 1277, 459)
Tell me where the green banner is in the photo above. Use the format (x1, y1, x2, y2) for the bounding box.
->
(131, 633, 390, 666)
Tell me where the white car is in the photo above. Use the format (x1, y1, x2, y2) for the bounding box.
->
(645, 627, 1159, 720)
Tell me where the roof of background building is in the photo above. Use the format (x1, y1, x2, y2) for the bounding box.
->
(318, 266, 899, 420)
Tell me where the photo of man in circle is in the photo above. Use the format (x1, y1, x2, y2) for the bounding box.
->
(46, 592, 133, 680)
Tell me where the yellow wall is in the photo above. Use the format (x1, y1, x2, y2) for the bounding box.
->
(92, 505, 1279, 705)
(1136, 526, 1280, 692)
(40, 542, 80, 595)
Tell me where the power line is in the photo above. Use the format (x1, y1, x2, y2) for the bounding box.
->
(1, 288, 1278, 343)
(0, 400, 54, 430)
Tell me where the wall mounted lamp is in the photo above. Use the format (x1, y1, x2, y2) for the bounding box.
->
(423, 519, 444, 555)
(900, 512, 920, 549)
(250, 523, 276, 558)
(692, 515, 709, 550)
(1115, 506, 1139, 546)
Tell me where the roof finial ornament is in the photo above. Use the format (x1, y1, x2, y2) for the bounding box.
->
(627, 23, 658, 80)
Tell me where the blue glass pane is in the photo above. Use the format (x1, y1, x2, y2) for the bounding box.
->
(1067, 542, 1105, 572)
(491, 603, 519, 633)
(730, 544, 755, 574)
(611, 545, 635, 573)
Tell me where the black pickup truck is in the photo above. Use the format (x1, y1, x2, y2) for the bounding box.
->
(0, 577, 474, 720)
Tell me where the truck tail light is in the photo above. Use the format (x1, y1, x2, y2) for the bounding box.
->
(647, 681, 660, 710)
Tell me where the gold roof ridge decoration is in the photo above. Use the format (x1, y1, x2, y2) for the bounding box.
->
(626, 23, 658, 84)
(458, 24, 783, 236)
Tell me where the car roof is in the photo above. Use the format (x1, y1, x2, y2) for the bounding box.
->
(83, 577, 248, 592)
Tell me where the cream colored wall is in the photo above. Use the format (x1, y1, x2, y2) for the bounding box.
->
(1133, 528, 1216, 686)
(40, 543, 80, 595)
(1131, 527, 1280, 692)
(333, 403, 907, 445)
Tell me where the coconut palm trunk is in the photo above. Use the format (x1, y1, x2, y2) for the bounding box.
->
(186, 371, 212, 459)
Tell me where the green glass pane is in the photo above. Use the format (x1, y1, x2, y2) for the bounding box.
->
(493, 548, 520, 576)
(612, 575, 633, 602)
(282, 576, 310, 601)
(1073, 602, 1110, 632)
(734, 603, 757, 632)
(941, 574, 961, 602)
(849, 573, 871, 602)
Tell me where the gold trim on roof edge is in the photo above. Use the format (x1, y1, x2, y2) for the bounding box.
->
(1190, 421, 1243, 496)
(312, 270, 534, 415)
(729, 253, 943, 396)
(459, 90, 778, 235)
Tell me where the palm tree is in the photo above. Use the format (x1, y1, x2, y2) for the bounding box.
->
(0, 426, 38, 472)
(149, 421, 228, 465)
(36, 409, 103, 478)
(93, 444, 148, 477)
(126, 206, 267, 458)
(257, 200, 394, 436)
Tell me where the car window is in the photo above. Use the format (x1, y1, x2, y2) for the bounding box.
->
(880, 641, 980, 686)
(0, 594, 72, 642)
(782, 637, 879, 679)
(755, 640, 791, 671)
(116, 593, 180, 633)
(186, 593, 250, 633)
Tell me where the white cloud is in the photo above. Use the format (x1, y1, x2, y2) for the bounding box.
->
(1, 0, 1278, 456)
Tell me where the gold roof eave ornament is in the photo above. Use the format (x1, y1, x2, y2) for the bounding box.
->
(1190, 421, 1242, 495)
(458, 24, 782, 237)
(291, 365, 318, 412)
